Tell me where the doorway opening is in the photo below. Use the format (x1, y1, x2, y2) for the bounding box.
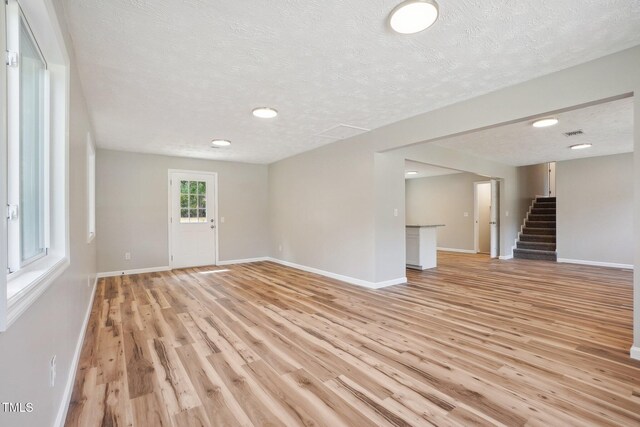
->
(404, 160, 501, 266)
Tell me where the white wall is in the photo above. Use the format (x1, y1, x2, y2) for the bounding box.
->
(96, 149, 269, 272)
(517, 163, 548, 214)
(405, 173, 488, 252)
(374, 153, 407, 282)
(557, 153, 633, 267)
(269, 136, 377, 282)
(0, 1, 98, 425)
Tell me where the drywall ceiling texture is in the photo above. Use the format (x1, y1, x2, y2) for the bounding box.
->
(433, 97, 634, 166)
(62, 0, 640, 163)
(404, 160, 463, 179)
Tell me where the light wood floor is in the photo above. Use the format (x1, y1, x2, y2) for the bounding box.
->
(65, 253, 640, 426)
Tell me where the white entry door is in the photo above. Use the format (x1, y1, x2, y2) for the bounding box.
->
(170, 172, 217, 269)
(490, 179, 500, 259)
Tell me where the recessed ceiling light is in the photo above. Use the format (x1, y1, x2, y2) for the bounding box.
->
(389, 0, 439, 35)
(211, 139, 231, 147)
(532, 118, 559, 128)
(252, 107, 278, 119)
(570, 143, 592, 150)
(406, 171, 418, 175)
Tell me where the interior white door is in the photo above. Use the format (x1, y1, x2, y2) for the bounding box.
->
(476, 182, 491, 254)
(490, 179, 500, 258)
(548, 162, 556, 197)
(170, 172, 216, 269)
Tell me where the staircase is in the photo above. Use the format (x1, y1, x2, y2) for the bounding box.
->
(513, 197, 557, 261)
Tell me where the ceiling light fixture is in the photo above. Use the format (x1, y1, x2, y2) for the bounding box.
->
(532, 118, 559, 128)
(406, 171, 418, 175)
(252, 107, 278, 119)
(211, 139, 231, 147)
(570, 143, 592, 150)
(389, 0, 439, 35)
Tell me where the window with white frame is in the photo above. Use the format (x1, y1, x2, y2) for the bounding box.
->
(2, 0, 69, 330)
(87, 134, 96, 242)
(7, 2, 49, 274)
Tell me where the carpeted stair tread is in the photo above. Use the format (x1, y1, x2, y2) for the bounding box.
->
(531, 208, 556, 215)
(528, 214, 556, 221)
(520, 234, 556, 243)
(513, 248, 557, 261)
(517, 241, 556, 251)
(526, 221, 556, 228)
(534, 202, 556, 209)
(523, 227, 555, 235)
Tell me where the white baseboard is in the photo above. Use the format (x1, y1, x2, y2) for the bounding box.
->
(96, 266, 171, 278)
(631, 346, 640, 361)
(217, 257, 269, 266)
(437, 247, 476, 254)
(54, 275, 98, 427)
(557, 258, 633, 270)
(499, 255, 514, 260)
(267, 257, 406, 289)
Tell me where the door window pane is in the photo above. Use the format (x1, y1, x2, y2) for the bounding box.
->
(179, 180, 207, 223)
(19, 18, 46, 263)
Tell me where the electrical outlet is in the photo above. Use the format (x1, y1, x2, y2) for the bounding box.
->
(220, 216, 225, 223)
(463, 212, 469, 217)
(125, 252, 131, 260)
(50, 355, 56, 387)
(278, 244, 282, 252)
(393, 208, 398, 217)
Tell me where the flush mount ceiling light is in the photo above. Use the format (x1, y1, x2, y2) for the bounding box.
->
(406, 171, 418, 175)
(252, 107, 278, 119)
(389, 0, 439, 35)
(532, 118, 559, 128)
(570, 143, 592, 150)
(211, 139, 231, 147)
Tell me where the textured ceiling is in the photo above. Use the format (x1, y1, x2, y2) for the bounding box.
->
(404, 160, 462, 179)
(432, 97, 634, 166)
(63, 0, 640, 164)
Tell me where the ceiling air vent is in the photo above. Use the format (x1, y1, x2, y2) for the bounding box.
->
(563, 129, 584, 137)
(315, 124, 370, 141)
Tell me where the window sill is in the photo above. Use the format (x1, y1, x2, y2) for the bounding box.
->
(6, 255, 70, 328)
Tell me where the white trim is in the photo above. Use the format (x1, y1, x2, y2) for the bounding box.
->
(557, 258, 633, 270)
(6, 256, 69, 329)
(96, 259, 407, 289)
(499, 255, 514, 260)
(631, 346, 640, 361)
(86, 133, 96, 243)
(375, 277, 408, 287)
(437, 247, 476, 254)
(96, 266, 171, 278)
(168, 169, 219, 269)
(54, 275, 97, 427)
(1, 0, 71, 330)
(267, 257, 406, 289)
(217, 257, 269, 266)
